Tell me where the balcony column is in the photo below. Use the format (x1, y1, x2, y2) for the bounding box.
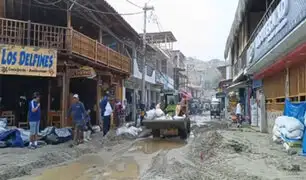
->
(67, 8, 71, 28)
(99, 28, 103, 43)
(95, 76, 101, 125)
(131, 43, 137, 123)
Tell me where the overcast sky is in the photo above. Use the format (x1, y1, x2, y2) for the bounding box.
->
(106, 0, 238, 61)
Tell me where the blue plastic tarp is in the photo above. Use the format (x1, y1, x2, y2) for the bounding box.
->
(283, 99, 306, 124)
(0, 129, 24, 148)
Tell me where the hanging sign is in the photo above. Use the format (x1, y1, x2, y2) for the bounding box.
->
(70, 66, 96, 79)
(0, 44, 57, 77)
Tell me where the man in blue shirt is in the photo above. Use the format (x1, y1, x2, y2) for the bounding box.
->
(67, 94, 87, 145)
(28, 92, 41, 149)
(99, 91, 109, 128)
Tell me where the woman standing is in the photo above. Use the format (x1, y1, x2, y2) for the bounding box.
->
(114, 99, 124, 127)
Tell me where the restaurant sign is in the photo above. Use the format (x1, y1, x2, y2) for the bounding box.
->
(70, 66, 96, 79)
(0, 44, 57, 77)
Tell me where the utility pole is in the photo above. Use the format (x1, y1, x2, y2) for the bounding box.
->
(141, 3, 154, 105)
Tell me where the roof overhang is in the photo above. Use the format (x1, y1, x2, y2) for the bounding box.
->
(251, 18, 306, 79)
(224, 0, 252, 59)
(226, 80, 249, 92)
(141, 31, 177, 43)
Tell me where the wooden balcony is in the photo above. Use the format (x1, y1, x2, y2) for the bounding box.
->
(0, 17, 131, 73)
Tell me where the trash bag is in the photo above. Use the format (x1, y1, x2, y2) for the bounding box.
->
(0, 141, 7, 148)
(55, 128, 71, 138)
(42, 127, 72, 145)
(45, 134, 60, 145)
(0, 118, 7, 128)
(0, 129, 24, 147)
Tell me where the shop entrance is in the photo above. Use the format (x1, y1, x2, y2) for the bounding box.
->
(0, 75, 49, 128)
(69, 78, 97, 126)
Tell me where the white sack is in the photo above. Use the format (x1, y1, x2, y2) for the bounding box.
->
(173, 115, 185, 121)
(280, 128, 304, 139)
(155, 108, 165, 117)
(272, 125, 281, 138)
(144, 109, 156, 120)
(274, 116, 304, 132)
(116, 126, 142, 137)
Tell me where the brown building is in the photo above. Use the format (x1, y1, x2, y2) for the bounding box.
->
(0, 0, 141, 128)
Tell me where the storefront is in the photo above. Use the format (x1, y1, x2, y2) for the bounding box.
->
(246, 0, 306, 111)
(0, 44, 57, 128)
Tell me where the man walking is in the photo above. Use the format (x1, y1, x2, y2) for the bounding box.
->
(28, 92, 41, 149)
(100, 92, 112, 136)
(236, 100, 242, 127)
(99, 91, 109, 129)
(67, 94, 87, 145)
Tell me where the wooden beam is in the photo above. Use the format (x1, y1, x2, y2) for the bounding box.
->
(47, 79, 51, 125)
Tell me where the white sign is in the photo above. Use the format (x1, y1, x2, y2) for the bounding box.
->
(255, 0, 289, 49)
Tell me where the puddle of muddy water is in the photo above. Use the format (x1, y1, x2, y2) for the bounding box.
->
(28, 154, 140, 180)
(129, 139, 186, 154)
(102, 159, 139, 180)
(23, 139, 186, 180)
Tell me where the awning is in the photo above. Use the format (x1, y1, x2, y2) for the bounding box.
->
(226, 81, 248, 92)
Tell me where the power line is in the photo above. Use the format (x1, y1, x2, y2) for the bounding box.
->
(33, 0, 62, 5)
(68, 0, 143, 15)
(126, 0, 143, 9)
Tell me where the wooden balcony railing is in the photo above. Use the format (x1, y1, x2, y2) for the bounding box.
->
(0, 17, 131, 73)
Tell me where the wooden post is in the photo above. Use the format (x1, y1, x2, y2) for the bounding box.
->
(285, 67, 289, 98)
(61, 68, 70, 127)
(260, 93, 268, 133)
(47, 79, 51, 126)
(99, 28, 103, 43)
(67, 9, 71, 28)
(96, 75, 101, 125)
(61, 74, 66, 127)
(0, 0, 6, 18)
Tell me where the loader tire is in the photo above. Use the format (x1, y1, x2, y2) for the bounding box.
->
(179, 129, 188, 140)
(186, 119, 191, 134)
(152, 129, 160, 138)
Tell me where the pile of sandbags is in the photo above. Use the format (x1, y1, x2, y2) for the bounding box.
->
(116, 126, 142, 137)
(272, 116, 304, 148)
(144, 103, 165, 120)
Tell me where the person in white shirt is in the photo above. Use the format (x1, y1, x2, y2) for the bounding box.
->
(236, 101, 242, 127)
(103, 99, 113, 136)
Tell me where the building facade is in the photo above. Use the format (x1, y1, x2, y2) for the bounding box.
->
(0, 0, 140, 128)
(225, 0, 306, 132)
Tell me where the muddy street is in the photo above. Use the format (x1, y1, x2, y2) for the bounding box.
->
(6, 114, 306, 180)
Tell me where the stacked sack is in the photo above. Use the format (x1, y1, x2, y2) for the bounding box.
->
(144, 103, 166, 120)
(272, 116, 304, 147)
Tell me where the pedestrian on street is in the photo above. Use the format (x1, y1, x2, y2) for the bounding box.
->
(236, 100, 242, 127)
(102, 97, 113, 136)
(99, 91, 109, 130)
(114, 99, 124, 127)
(83, 109, 93, 142)
(67, 94, 87, 145)
(28, 92, 41, 149)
